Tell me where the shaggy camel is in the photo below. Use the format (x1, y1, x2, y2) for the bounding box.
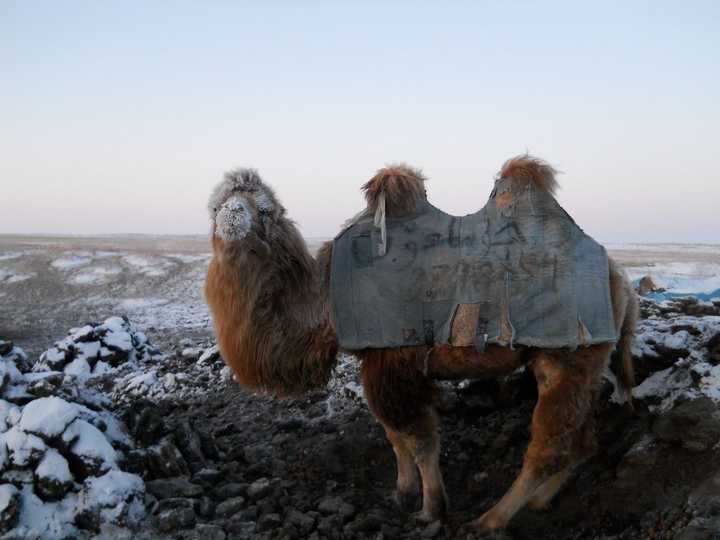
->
(204, 156, 638, 534)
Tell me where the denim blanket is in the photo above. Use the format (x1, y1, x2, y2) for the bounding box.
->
(330, 178, 616, 351)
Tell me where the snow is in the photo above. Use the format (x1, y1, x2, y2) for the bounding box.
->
(170, 253, 211, 264)
(0, 251, 28, 261)
(64, 357, 92, 378)
(0, 269, 35, 283)
(83, 470, 144, 508)
(78, 470, 146, 529)
(36, 448, 72, 483)
(0, 483, 18, 512)
(2, 426, 46, 467)
(14, 486, 80, 540)
(72, 268, 120, 285)
(121, 370, 158, 394)
(19, 397, 79, 439)
(0, 399, 21, 432)
(51, 256, 92, 269)
(62, 419, 118, 471)
(626, 262, 720, 296)
(103, 330, 133, 353)
(122, 255, 172, 277)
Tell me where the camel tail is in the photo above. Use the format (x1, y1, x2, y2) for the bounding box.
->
(618, 292, 639, 409)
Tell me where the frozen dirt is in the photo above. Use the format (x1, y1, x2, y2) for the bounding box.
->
(2, 236, 720, 539)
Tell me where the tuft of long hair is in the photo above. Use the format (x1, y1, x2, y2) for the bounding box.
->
(498, 154, 561, 195)
(361, 164, 427, 217)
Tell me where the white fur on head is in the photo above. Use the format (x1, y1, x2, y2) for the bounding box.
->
(215, 196, 253, 241)
(207, 168, 280, 220)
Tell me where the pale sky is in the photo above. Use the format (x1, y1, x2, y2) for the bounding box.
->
(1, 1, 718, 243)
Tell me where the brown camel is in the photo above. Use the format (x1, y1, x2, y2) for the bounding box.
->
(204, 156, 638, 534)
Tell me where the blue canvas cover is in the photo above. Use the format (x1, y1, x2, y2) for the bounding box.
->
(330, 178, 617, 351)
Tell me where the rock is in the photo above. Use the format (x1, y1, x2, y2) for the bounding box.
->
(687, 469, 720, 516)
(0, 341, 13, 357)
(247, 477, 271, 501)
(19, 396, 79, 440)
(146, 477, 203, 500)
(286, 509, 317, 534)
(75, 470, 146, 531)
(652, 398, 720, 451)
(196, 496, 215, 519)
(0, 484, 21, 533)
(157, 507, 196, 532)
(638, 276, 662, 296)
(317, 496, 356, 523)
(174, 419, 206, 473)
(38, 347, 69, 371)
(121, 400, 166, 446)
(155, 497, 195, 514)
(317, 514, 343, 536)
(257, 512, 282, 532)
(2, 426, 46, 467)
(34, 448, 74, 501)
(422, 520, 443, 538)
(345, 513, 383, 534)
(27, 376, 62, 398)
(191, 524, 227, 540)
(224, 520, 256, 537)
(675, 517, 720, 540)
(232, 505, 259, 522)
(213, 482, 247, 500)
(146, 437, 190, 478)
(62, 419, 117, 478)
(192, 468, 221, 485)
(216, 496, 246, 518)
(707, 332, 720, 364)
(197, 345, 221, 366)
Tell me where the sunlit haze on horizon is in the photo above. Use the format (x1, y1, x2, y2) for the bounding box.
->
(1, 2, 718, 243)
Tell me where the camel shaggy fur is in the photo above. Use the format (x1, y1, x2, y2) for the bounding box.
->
(204, 156, 638, 534)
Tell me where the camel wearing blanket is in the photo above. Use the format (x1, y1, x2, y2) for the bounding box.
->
(204, 156, 638, 534)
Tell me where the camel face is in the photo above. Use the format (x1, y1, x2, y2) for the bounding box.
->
(214, 195, 254, 241)
(208, 168, 284, 245)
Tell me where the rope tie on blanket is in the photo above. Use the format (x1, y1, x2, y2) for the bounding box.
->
(505, 271, 516, 349)
(374, 190, 387, 256)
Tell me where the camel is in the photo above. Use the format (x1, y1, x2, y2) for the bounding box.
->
(204, 156, 638, 534)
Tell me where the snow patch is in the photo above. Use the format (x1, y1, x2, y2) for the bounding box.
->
(19, 397, 79, 439)
(51, 256, 92, 270)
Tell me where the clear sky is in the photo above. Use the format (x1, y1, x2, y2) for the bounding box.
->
(1, 1, 718, 243)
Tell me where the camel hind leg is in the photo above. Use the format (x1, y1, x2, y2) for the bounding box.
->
(469, 343, 611, 533)
(360, 348, 448, 520)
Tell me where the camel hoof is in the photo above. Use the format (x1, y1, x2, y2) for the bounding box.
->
(394, 488, 421, 512)
(411, 509, 442, 524)
(466, 510, 506, 535)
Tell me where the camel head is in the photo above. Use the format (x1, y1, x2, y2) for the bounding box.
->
(362, 164, 427, 218)
(207, 168, 286, 250)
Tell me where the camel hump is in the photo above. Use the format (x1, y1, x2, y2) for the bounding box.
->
(361, 164, 427, 218)
(498, 154, 561, 195)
